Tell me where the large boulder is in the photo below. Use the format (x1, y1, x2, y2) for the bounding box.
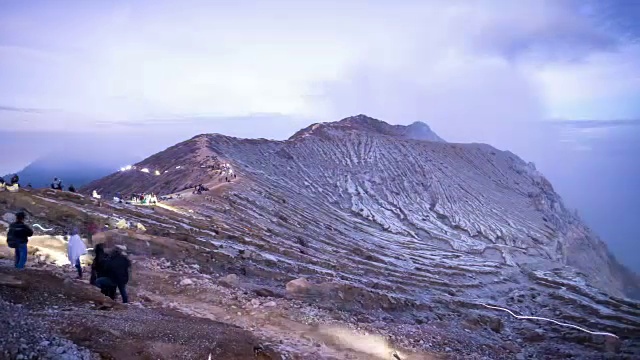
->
(285, 278, 311, 295)
(2, 212, 15, 224)
(219, 274, 240, 288)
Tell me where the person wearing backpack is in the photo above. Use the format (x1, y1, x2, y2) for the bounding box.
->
(95, 247, 131, 303)
(6, 211, 33, 269)
(90, 243, 116, 299)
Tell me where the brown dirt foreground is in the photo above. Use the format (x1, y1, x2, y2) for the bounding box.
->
(0, 265, 271, 360)
(0, 233, 440, 360)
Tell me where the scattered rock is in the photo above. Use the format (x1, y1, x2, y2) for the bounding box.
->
(2, 212, 16, 223)
(0, 274, 24, 287)
(219, 274, 240, 288)
(521, 328, 545, 343)
(179, 278, 194, 286)
(296, 236, 307, 247)
(286, 278, 310, 295)
(254, 288, 277, 298)
(263, 301, 277, 307)
(487, 316, 503, 333)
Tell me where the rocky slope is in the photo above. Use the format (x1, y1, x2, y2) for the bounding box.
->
(72, 114, 640, 358)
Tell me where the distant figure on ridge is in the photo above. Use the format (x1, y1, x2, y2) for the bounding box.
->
(67, 228, 87, 279)
(51, 177, 63, 190)
(92, 190, 100, 198)
(6, 211, 33, 269)
(68, 184, 76, 193)
(10, 174, 19, 186)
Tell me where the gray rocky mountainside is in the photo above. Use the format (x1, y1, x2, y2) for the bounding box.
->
(82, 114, 640, 357)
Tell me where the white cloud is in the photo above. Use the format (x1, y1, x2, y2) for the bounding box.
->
(0, 0, 637, 136)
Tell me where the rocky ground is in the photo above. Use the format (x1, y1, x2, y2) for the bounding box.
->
(1, 188, 637, 359)
(0, 237, 630, 360)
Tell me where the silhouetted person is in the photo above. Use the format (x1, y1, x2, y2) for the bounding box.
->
(10, 174, 19, 186)
(6, 211, 33, 269)
(68, 184, 76, 193)
(96, 247, 131, 303)
(51, 177, 63, 190)
(90, 243, 116, 298)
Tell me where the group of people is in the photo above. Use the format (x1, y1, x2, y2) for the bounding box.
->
(5, 211, 131, 303)
(193, 184, 209, 194)
(129, 193, 158, 205)
(50, 177, 76, 192)
(0, 175, 20, 192)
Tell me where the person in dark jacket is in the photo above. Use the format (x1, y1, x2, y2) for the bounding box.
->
(90, 243, 116, 298)
(96, 247, 131, 303)
(10, 174, 19, 186)
(6, 211, 33, 268)
(68, 184, 76, 193)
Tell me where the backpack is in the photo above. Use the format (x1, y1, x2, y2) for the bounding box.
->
(6, 227, 17, 248)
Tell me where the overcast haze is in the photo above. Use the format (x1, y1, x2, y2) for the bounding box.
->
(1, 0, 639, 270)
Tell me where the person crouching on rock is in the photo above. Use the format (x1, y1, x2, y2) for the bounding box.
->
(67, 228, 87, 279)
(96, 247, 131, 303)
(6, 211, 33, 269)
(90, 243, 116, 299)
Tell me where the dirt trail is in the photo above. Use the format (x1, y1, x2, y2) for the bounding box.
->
(0, 232, 439, 360)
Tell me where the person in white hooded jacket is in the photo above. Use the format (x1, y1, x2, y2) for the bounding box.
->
(67, 228, 87, 279)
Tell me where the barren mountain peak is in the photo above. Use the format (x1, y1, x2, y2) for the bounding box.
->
(289, 114, 445, 142)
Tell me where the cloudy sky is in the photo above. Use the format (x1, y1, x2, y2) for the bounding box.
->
(1, 0, 639, 134)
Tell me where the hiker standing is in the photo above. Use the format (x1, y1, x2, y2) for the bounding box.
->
(90, 243, 116, 298)
(67, 228, 87, 279)
(6, 211, 33, 269)
(96, 247, 131, 303)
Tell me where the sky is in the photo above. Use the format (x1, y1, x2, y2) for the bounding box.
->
(0, 1, 639, 269)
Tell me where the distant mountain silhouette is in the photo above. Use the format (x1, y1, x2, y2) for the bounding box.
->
(3, 152, 140, 189)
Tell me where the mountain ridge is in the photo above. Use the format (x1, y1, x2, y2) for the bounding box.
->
(75, 115, 640, 356)
(3, 153, 140, 189)
(84, 115, 638, 300)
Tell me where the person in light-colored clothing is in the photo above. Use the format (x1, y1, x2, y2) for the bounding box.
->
(67, 228, 87, 279)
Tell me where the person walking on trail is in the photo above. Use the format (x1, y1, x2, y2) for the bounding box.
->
(6, 211, 33, 269)
(90, 243, 116, 298)
(67, 228, 87, 279)
(96, 247, 131, 303)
